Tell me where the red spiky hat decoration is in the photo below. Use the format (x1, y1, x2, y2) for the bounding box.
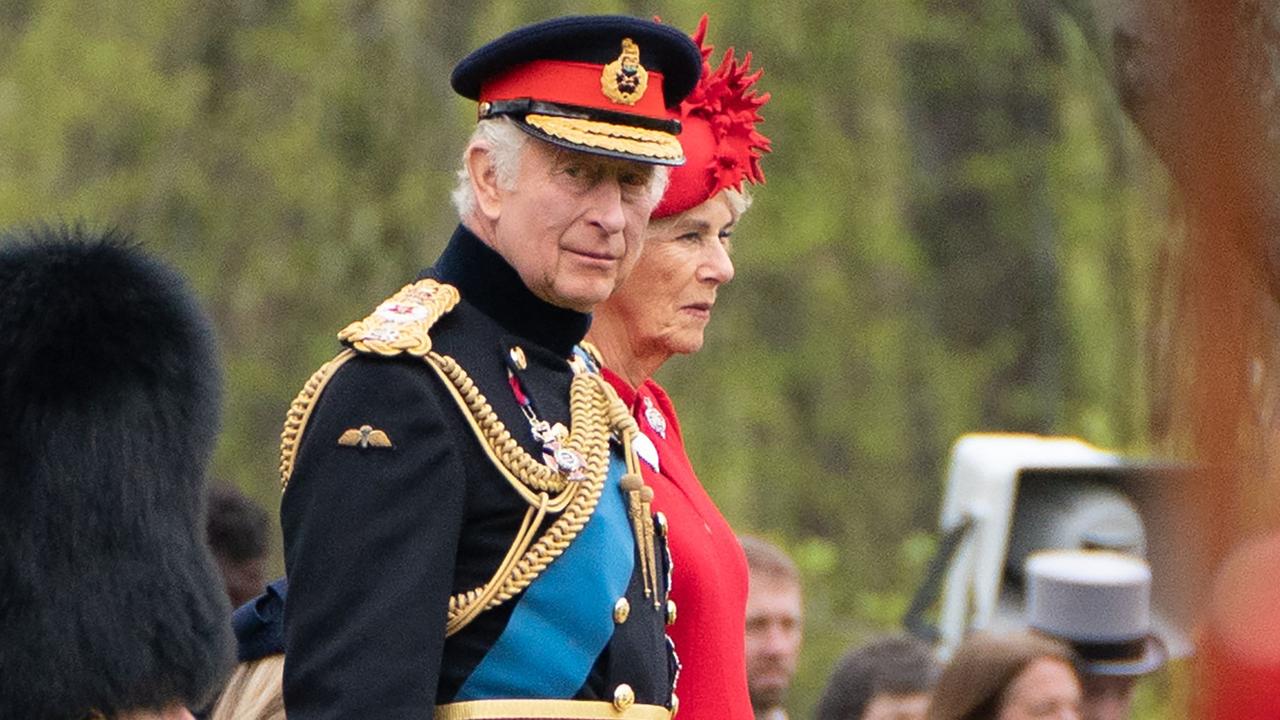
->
(653, 15, 772, 219)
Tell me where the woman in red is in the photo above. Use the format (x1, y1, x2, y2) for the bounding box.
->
(587, 15, 771, 720)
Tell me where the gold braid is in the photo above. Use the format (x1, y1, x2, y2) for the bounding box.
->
(428, 352, 573, 496)
(280, 350, 357, 490)
(277, 337, 646, 635)
(432, 353, 634, 636)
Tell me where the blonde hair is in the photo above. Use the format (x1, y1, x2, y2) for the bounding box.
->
(209, 655, 285, 720)
(723, 186, 753, 217)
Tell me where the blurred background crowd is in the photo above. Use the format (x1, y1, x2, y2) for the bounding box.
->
(3, 1, 1280, 718)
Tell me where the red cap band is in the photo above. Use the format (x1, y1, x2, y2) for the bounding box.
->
(479, 60, 669, 120)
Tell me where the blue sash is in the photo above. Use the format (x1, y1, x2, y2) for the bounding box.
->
(456, 449, 635, 699)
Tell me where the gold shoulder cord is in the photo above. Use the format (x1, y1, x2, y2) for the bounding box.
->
(424, 352, 581, 508)
(281, 278, 461, 491)
(279, 349, 358, 490)
(276, 279, 656, 636)
(435, 358, 627, 634)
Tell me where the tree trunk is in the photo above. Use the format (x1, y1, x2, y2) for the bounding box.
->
(1050, 1, 1280, 714)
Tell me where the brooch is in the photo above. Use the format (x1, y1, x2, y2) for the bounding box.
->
(642, 396, 667, 439)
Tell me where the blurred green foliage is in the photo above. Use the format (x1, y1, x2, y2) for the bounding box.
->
(0, 1, 1176, 717)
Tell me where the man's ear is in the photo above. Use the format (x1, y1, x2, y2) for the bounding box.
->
(465, 144, 503, 222)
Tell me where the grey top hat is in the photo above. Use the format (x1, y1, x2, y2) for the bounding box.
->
(1025, 550, 1167, 676)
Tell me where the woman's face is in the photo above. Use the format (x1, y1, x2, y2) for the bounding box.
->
(997, 657, 1082, 720)
(603, 191, 737, 358)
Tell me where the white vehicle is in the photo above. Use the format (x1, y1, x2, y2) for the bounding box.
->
(922, 433, 1200, 661)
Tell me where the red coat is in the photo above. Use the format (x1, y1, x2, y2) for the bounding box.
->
(603, 368, 753, 720)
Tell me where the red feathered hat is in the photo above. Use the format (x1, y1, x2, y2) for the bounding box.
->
(653, 15, 772, 219)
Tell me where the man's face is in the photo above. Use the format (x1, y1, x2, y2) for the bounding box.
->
(861, 693, 930, 720)
(487, 139, 657, 312)
(745, 574, 803, 713)
(1080, 674, 1136, 720)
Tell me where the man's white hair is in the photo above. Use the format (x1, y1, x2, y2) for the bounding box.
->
(451, 117, 528, 220)
(451, 117, 670, 220)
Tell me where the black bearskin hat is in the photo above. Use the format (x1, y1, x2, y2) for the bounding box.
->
(0, 226, 234, 718)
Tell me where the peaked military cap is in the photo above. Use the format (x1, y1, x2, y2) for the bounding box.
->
(451, 15, 703, 165)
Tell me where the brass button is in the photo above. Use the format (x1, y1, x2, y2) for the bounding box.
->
(671, 693, 680, 717)
(478, 101, 492, 117)
(614, 597, 631, 624)
(665, 599, 677, 625)
(613, 683, 635, 712)
(509, 346, 527, 370)
(655, 511, 668, 536)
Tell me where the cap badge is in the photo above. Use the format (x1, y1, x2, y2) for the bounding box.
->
(601, 38, 648, 106)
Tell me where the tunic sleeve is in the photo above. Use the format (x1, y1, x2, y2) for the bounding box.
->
(280, 355, 468, 718)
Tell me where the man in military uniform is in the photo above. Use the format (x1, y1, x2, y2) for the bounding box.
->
(279, 16, 703, 719)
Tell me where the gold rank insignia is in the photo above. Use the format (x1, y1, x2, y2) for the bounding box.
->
(338, 279, 460, 357)
(338, 424, 393, 449)
(601, 38, 648, 106)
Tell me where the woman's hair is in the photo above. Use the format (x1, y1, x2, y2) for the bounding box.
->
(926, 631, 1078, 720)
(644, 186, 753, 245)
(723, 186, 752, 217)
(209, 655, 285, 720)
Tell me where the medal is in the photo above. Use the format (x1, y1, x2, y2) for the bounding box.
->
(508, 368, 587, 482)
(532, 421, 587, 482)
(552, 446, 587, 482)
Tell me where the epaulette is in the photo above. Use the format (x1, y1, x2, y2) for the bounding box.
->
(279, 279, 460, 490)
(337, 279, 461, 357)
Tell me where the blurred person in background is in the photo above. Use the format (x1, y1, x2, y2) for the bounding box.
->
(206, 483, 272, 607)
(1023, 551, 1167, 720)
(741, 536, 805, 720)
(815, 634, 938, 720)
(585, 14, 771, 720)
(1196, 533, 1280, 719)
(0, 226, 233, 719)
(926, 631, 1081, 720)
(210, 578, 288, 720)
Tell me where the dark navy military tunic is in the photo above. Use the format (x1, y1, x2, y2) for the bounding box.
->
(280, 226, 675, 719)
